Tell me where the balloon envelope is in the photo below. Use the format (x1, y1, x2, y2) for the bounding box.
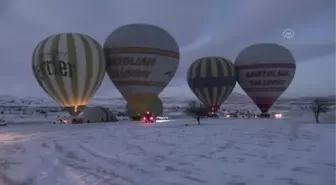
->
(187, 57, 236, 112)
(126, 96, 163, 118)
(104, 24, 180, 105)
(235, 43, 296, 113)
(32, 33, 106, 116)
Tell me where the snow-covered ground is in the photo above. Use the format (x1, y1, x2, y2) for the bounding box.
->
(0, 119, 335, 185)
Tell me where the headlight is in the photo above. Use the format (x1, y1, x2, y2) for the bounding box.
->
(274, 113, 282, 118)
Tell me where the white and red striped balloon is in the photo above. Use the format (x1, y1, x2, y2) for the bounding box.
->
(235, 43, 296, 113)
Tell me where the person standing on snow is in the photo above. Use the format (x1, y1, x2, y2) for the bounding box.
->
(196, 115, 201, 125)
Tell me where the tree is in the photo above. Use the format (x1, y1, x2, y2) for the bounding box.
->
(311, 98, 331, 123)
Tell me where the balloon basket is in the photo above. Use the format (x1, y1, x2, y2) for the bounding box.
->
(208, 112, 219, 118)
(259, 113, 271, 118)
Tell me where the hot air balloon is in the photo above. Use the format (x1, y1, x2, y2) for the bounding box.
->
(187, 57, 237, 113)
(32, 33, 106, 116)
(126, 96, 163, 120)
(104, 24, 179, 114)
(235, 43, 296, 117)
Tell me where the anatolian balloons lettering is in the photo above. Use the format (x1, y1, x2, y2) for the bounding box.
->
(235, 43, 296, 116)
(104, 24, 180, 113)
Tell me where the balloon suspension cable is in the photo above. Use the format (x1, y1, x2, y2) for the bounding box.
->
(64, 105, 85, 117)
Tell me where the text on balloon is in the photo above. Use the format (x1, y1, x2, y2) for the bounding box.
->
(248, 79, 287, 86)
(107, 56, 156, 68)
(35, 60, 76, 79)
(109, 69, 151, 78)
(245, 70, 290, 78)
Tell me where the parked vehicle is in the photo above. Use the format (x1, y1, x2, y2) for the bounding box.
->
(52, 119, 67, 124)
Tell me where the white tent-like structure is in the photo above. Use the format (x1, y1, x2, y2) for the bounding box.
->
(323, 110, 336, 123)
(77, 106, 117, 123)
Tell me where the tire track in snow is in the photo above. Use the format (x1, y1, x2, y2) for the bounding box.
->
(77, 143, 156, 184)
(54, 142, 122, 185)
(53, 141, 158, 185)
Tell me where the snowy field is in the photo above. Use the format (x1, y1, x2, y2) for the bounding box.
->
(0, 119, 335, 185)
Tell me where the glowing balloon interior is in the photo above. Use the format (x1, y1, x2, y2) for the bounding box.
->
(187, 57, 236, 112)
(235, 43, 296, 113)
(32, 33, 106, 116)
(124, 94, 158, 114)
(126, 96, 163, 118)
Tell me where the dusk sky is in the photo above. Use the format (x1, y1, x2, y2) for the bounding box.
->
(0, 0, 335, 99)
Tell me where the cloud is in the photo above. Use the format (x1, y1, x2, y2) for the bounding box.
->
(171, 0, 335, 78)
(0, 0, 334, 98)
(285, 42, 336, 62)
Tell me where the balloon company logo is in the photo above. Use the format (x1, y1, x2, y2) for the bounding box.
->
(283, 29, 295, 40)
(165, 71, 175, 77)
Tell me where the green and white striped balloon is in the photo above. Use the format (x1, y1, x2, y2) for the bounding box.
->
(32, 33, 106, 116)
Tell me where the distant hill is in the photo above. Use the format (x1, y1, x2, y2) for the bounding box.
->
(0, 93, 334, 109)
(0, 93, 334, 123)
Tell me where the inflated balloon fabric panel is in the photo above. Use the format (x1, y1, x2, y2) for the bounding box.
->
(32, 33, 106, 108)
(187, 57, 236, 108)
(104, 24, 180, 97)
(235, 43, 296, 113)
(124, 94, 158, 113)
(236, 63, 296, 112)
